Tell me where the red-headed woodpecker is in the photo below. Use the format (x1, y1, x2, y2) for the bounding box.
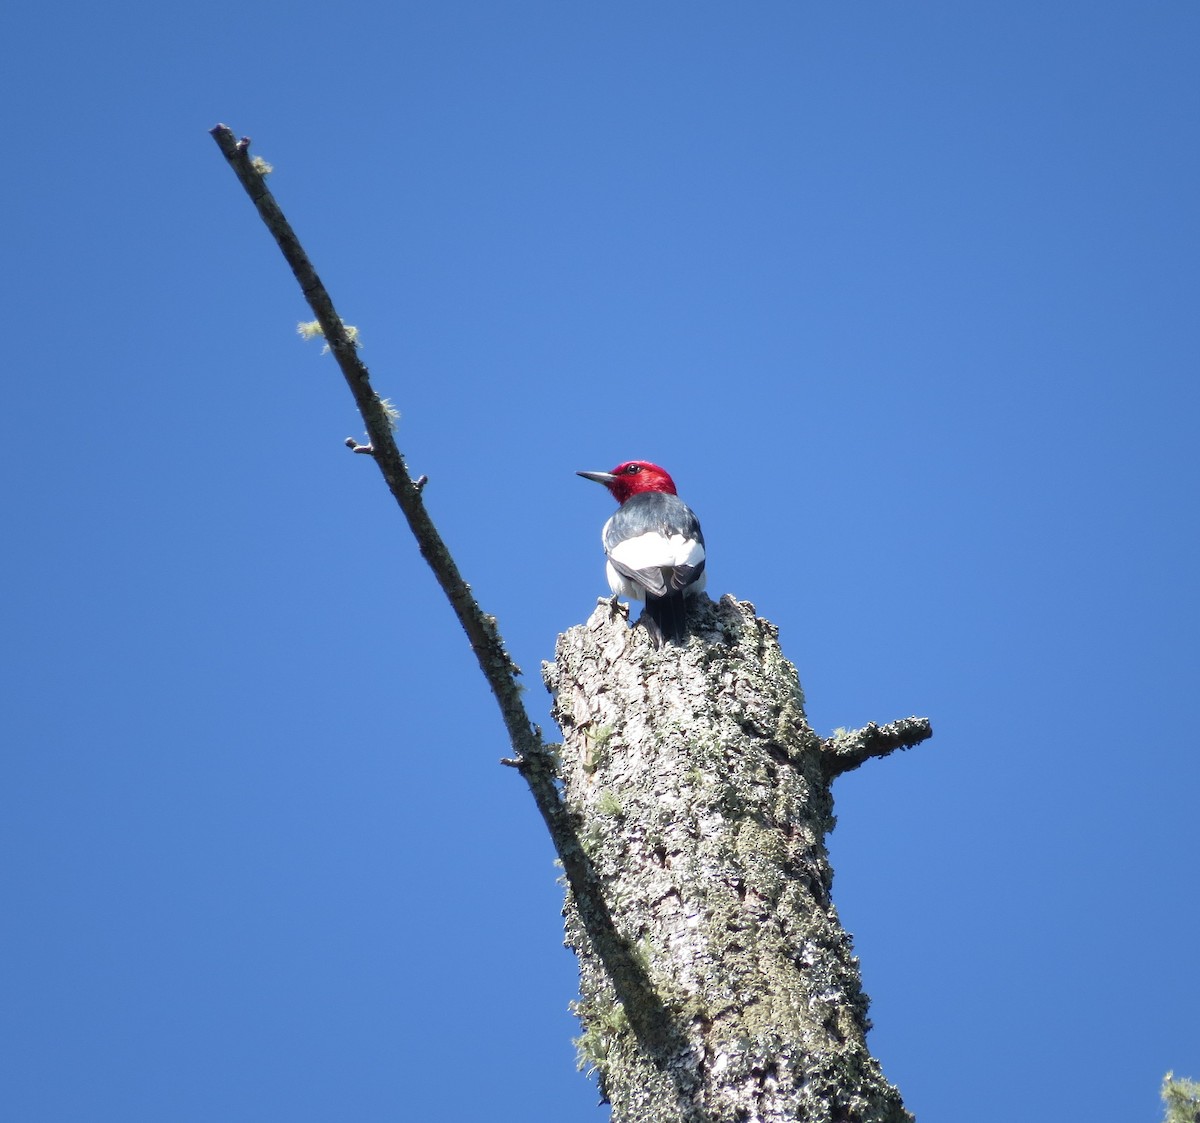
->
(577, 461, 706, 646)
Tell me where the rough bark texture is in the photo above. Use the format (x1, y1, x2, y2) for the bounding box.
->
(544, 594, 924, 1123)
(212, 124, 932, 1123)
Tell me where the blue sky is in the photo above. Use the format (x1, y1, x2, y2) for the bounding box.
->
(2, 3, 1197, 1121)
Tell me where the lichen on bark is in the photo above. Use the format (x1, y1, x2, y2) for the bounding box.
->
(211, 122, 931, 1122)
(543, 594, 926, 1123)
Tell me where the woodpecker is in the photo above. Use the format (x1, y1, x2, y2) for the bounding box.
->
(577, 460, 706, 646)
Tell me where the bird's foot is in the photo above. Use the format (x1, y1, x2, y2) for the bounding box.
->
(606, 594, 629, 621)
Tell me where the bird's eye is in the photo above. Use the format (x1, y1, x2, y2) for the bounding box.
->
(625, 464, 641, 474)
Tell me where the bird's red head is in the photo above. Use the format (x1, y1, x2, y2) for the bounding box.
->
(577, 460, 679, 505)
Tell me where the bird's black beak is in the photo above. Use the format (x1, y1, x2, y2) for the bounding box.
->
(577, 470, 618, 486)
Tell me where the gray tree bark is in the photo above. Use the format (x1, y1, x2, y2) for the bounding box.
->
(544, 594, 931, 1123)
(210, 124, 933, 1123)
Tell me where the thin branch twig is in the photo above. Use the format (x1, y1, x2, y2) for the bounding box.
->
(209, 124, 676, 1053)
(210, 124, 537, 760)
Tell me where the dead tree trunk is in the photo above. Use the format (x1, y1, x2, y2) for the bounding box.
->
(209, 123, 933, 1123)
(545, 594, 930, 1123)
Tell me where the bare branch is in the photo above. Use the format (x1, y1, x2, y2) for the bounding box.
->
(209, 123, 677, 1055)
(210, 123, 539, 761)
(820, 716, 934, 778)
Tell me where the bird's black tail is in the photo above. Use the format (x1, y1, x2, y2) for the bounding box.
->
(642, 591, 688, 647)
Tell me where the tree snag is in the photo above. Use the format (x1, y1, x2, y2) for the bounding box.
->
(547, 595, 929, 1122)
(210, 124, 934, 1123)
